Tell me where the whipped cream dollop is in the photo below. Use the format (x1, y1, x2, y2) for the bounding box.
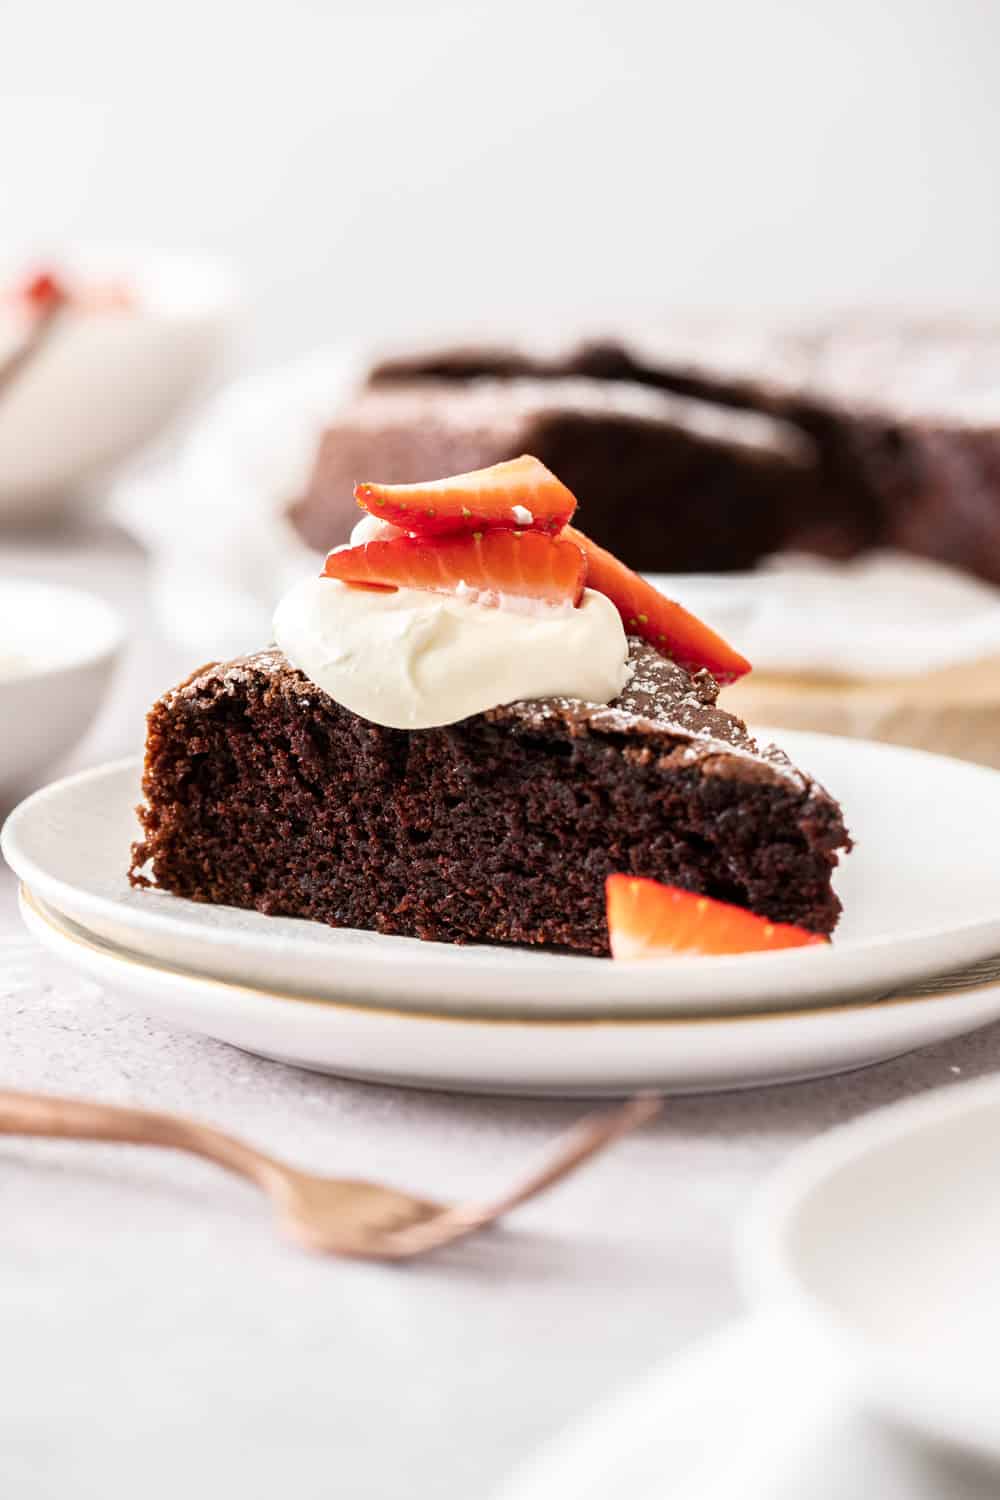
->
(273, 511, 629, 729)
(274, 575, 629, 729)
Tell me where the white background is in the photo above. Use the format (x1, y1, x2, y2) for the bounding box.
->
(4, 0, 999, 365)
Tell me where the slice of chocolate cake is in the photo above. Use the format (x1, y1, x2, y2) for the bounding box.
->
(290, 377, 818, 575)
(129, 640, 850, 956)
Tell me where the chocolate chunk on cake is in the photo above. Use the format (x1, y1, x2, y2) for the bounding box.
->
(290, 377, 818, 574)
(129, 640, 850, 956)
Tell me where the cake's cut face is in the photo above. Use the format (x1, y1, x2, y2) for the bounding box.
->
(289, 378, 817, 574)
(130, 640, 850, 955)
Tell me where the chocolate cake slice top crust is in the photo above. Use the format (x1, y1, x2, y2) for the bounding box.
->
(290, 376, 817, 573)
(131, 640, 851, 955)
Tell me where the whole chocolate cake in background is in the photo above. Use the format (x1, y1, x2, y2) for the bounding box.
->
(564, 322, 1000, 584)
(291, 321, 1000, 585)
(290, 378, 817, 574)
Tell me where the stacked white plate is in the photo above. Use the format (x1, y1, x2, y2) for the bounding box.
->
(5, 730, 1000, 1095)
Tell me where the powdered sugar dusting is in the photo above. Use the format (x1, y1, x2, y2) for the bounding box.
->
(498, 639, 806, 790)
(335, 377, 810, 462)
(164, 648, 288, 705)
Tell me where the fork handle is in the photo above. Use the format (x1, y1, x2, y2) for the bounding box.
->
(0, 1088, 286, 1194)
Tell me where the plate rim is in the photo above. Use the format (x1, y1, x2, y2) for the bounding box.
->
(24, 885, 1000, 1098)
(21, 883, 1000, 1030)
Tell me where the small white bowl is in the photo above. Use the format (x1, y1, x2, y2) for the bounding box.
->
(0, 578, 124, 794)
(0, 248, 237, 517)
(744, 1074, 1000, 1466)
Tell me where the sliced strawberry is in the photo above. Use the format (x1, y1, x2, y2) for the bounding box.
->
(355, 454, 577, 538)
(323, 528, 586, 606)
(606, 876, 828, 958)
(564, 526, 751, 685)
(19, 270, 69, 312)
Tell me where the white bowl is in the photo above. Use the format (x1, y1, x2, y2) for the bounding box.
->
(0, 578, 124, 793)
(0, 248, 237, 516)
(744, 1075, 1000, 1465)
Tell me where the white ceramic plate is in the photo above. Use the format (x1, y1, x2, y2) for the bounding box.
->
(18, 885, 1000, 1096)
(6, 733, 1000, 1017)
(746, 1074, 1000, 1466)
(0, 579, 124, 795)
(497, 1316, 993, 1500)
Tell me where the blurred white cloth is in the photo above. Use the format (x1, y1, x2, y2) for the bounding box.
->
(114, 352, 1000, 675)
(665, 554, 1000, 679)
(111, 348, 363, 657)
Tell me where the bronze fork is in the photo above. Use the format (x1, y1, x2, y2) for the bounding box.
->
(0, 1088, 660, 1260)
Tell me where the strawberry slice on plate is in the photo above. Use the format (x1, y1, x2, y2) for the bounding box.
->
(605, 876, 828, 958)
(565, 526, 751, 685)
(323, 528, 587, 606)
(355, 454, 577, 538)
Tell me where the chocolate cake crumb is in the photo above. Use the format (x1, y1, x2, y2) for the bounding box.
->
(130, 641, 851, 955)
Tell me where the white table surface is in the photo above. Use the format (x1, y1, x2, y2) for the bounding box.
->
(2, 518, 999, 1500)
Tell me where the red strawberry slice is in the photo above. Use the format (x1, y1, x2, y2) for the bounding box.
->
(355, 454, 577, 538)
(19, 270, 69, 313)
(564, 526, 751, 684)
(606, 876, 828, 958)
(323, 528, 587, 606)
